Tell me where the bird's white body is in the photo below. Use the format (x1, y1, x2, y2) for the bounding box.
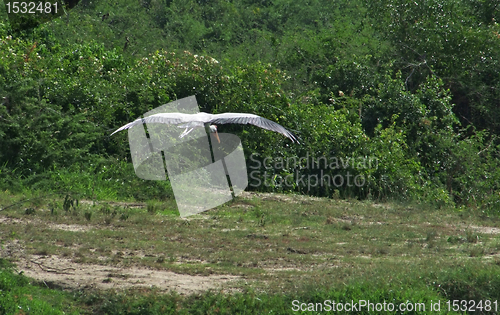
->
(111, 112, 298, 143)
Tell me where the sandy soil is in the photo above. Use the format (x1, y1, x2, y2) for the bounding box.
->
(16, 254, 238, 294)
(0, 215, 239, 295)
(1, 238, 237, 294)
(3, 193, 498, 295)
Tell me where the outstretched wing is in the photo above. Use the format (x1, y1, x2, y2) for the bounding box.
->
(110, 112, 213, 135)
(209, 113, 299, 143)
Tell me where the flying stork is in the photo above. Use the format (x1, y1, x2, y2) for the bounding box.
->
(111, 112, 299, 144)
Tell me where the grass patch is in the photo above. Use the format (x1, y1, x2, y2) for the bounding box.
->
(2, 192, 500, 313)
(3, 256, 500, 314)
(0, 259, 81, 314)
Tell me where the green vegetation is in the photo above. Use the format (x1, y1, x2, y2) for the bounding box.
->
(2, 192, 500, 313)
(0, 259, 80, 314)
(1, 0, 499, 209)
(1, 0, 500, 313)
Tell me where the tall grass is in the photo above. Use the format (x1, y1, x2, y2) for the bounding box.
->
(0, 158, 174, 201)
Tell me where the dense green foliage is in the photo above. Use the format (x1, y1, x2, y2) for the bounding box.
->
(1, 0, 499, 212)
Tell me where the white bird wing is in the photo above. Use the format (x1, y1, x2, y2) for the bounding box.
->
(208, 113, 299, 143)
(110, 112, 213, 135)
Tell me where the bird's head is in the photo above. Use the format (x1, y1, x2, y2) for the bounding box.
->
(209, 125, 220, 143)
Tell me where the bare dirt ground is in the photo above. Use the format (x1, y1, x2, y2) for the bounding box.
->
(2, 192, 499, 296)
(0, 193, 349, 295)
(0, 214, 240, 295)
(1, 239, 238, 295)
(19, 255, 238, 294)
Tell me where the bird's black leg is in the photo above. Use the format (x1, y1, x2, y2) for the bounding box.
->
(205, 125, 235, 199)
(205, 124, 216, 164)
(221, 158, 236, 199)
